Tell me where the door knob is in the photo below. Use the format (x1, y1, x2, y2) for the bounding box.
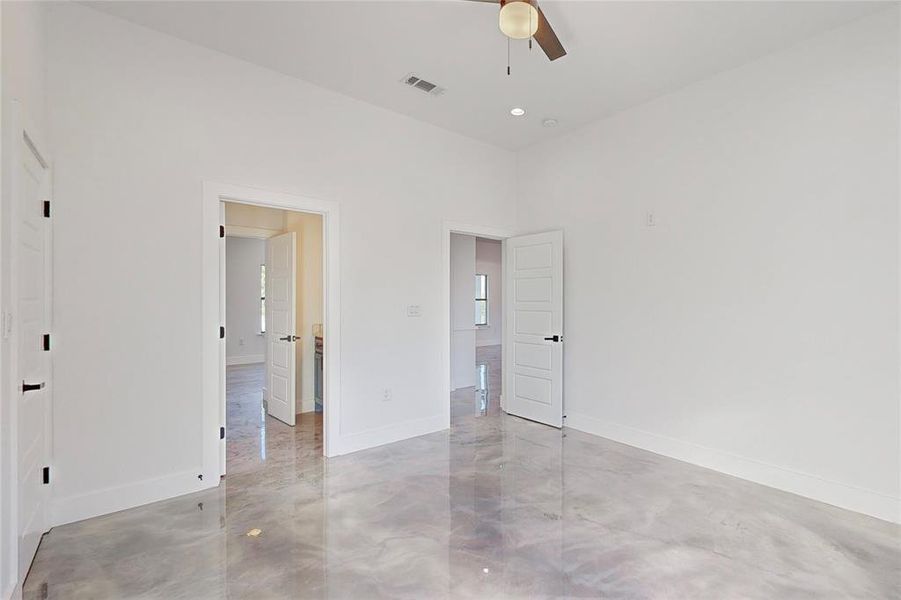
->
(543, 335, 561, 342)
(279, 335, 298, 342)
(23, 381, 45, 393)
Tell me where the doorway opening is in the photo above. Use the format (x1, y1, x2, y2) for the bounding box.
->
(443, 222, 514, 428)
(221, 202, 324, 474)
(450, 234, 505, 422)
(202, 182, 341, 483)
(443, 224, 565, 431)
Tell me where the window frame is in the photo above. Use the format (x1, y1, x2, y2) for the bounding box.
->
(475, 273, 488, 327)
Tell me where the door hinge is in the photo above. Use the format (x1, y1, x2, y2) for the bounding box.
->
(43, 200, 51, 218)
(43, 333, 51, 351)
(219, 225, 225, 238)
(220, 426, 225, 440)
(219, 326, 225, 339)
(42, 466, 50, 485)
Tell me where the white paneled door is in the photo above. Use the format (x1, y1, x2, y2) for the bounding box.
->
(265, 232, 297, 426)
(17, 132, 52, 578)
(504, 231, 564, 427)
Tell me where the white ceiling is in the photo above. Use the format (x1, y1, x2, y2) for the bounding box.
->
(83, 1, 884, 150)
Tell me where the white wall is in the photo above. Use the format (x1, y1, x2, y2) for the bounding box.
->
(45, 3, 516, 525)
(0, 2, 48, 597)
(450, 233, 476, 390)
(516, 9, 900, 522)
(284, 211, 322, 414)
(475, 238, 502, 347)
(225, 237, 265, 364)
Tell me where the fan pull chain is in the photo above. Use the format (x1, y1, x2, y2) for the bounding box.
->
(507, 37, 511, 76)
(529, 6, 533, 51)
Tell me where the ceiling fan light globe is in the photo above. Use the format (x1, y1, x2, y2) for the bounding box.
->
(499, 1, 539, 40)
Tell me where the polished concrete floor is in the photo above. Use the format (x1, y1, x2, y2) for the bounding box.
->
(23, 352, 901, 598)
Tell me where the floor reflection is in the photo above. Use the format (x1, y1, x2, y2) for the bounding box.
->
(451, 344, 502, 420)
(23, 357, 900, 599)
(478, 363, 488, 414)
(258, 402, 266, 462)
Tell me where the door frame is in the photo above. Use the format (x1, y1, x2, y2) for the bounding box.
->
(3, 100, 53, 595)
(202, 182, 340, 482)
(441, 221, 516, 429)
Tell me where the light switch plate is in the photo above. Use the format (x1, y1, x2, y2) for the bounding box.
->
(1, 311, 11, 339)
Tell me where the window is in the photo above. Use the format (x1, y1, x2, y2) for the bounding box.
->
(260, 264, 266, 334)
(475, 274, 488, 326)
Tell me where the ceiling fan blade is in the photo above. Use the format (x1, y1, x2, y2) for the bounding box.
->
(534, 3, 566, 61)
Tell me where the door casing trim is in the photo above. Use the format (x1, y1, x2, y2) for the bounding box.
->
(202, 181, 341, 483)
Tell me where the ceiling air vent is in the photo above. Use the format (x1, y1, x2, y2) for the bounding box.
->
(401, 73, 445, 97)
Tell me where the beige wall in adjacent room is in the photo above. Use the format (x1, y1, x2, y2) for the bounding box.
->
(224, 203, 287, 236)
(284, 211, 323, 413)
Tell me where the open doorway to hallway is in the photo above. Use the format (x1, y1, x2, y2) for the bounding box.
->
(449, 234, 503, 422)
(222, 202, 324, 474)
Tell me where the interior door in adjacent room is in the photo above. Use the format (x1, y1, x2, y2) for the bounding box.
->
(16, 130, 52, 578)
(504, 230, 563, 427)
(265, 231, 297, 426)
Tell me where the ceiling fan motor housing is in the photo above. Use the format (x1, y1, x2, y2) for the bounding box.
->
(499, 0, 539, 40)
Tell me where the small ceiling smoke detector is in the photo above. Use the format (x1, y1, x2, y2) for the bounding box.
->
(510, 107, 526, 117)
(400, 73, 445, 97)
(542, 118, 558, 127)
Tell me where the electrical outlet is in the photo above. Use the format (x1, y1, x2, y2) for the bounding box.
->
(382, 388, 392, 401)
(239, 337, 245, 346)
(406, 305, 422, 317)
(645, 211, 656, 227)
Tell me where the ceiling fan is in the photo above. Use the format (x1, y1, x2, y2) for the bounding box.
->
(467, 0, 566, 62)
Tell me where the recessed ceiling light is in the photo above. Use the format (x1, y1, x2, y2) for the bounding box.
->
(510, 107, 525, 117)
(542, 118, 558, 128)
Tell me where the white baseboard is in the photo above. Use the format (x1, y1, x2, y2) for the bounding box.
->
(50, 470, 213, 527)
(334, 413, 446, 456)
(47, 414, 446, 529)
(299, 397, 316, 414)
(226, 354, 264, 366)
(565, 412, 901, 524)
